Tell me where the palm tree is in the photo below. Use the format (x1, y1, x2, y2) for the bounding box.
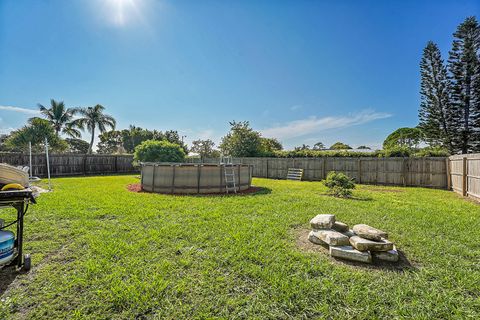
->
(74, 104, 116, 154)
(37, 99, 81, 138)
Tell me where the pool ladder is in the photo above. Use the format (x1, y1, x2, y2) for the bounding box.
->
(221, 156, 237, 194)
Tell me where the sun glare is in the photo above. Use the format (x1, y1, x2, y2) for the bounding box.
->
(102, 0, 142, 26)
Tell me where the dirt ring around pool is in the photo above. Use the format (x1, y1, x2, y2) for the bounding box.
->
(127, 183, 270, 196)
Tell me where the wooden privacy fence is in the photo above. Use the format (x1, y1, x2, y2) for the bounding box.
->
(1, 152, 448, 189)
(189, 157, 448, 188)
(0, 153, 137, 177)
(449, 154, 480, 201)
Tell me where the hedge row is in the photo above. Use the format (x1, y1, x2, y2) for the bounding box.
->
(261, 147, 450, 158)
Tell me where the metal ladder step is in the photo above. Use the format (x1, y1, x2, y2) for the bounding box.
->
(221, 155, 237, 193)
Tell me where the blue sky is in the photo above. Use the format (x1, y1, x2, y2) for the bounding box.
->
(0, 0, 478, 150)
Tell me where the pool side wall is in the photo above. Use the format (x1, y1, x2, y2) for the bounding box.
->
(141, 163, 253, 194)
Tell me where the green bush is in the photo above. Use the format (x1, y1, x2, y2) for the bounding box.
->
(134, 140, 186, 163)
(322, 171, 355, 197)
(413, 147, 450, 157)
(378, 146, 412, 157)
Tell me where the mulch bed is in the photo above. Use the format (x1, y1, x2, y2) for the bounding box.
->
(127, 183, 266, 196)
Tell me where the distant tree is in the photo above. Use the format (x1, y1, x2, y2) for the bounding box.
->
(37, 99, 80, 138)
(120, 125, 158, 153)
(96, 126, 188, 154)
(65, 138, 90, 154)
(97, 130, 124, 154)
(5, 118, 67, 152)
(219, 121, 263, 157)
(73, 105, 116, 154)
(357, 145, 371, 150)
(164, 130, 188, 154)
(260, 138, 283, 153)
(0, 134, 10, 151)
(190, 139, 216, 159)
(383, 127, 423, 150)
(294, 144, 311, 151)
(418, 41, 455, 151)
(329, 142, 352, 150)
(313, 142, 325, 150)
(448, 16, 480, 153)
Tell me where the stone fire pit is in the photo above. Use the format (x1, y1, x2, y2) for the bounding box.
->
(308, 214, 399, 263)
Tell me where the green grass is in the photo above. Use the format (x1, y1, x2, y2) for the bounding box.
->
(1, 175, 480, 319)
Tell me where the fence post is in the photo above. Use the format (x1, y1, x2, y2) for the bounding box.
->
(462, 157, 467, 197)
(446, 157, 451, 190)
(402, 158, 407, 187)
(114, 155, 118, 173)
(266, 158, 269, 178)
(323, 158, 326, 179)
(83, 155, 87, 175)
(357, 159, 362, 184)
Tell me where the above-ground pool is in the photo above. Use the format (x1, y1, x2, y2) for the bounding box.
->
(141, 163, 253, 194)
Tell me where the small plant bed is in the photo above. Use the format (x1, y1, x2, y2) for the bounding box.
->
(322, 171, 356, 197)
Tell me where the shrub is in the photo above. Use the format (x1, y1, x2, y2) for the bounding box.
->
(272, 149, 378, 158)
(413, 147, 450, 157)
(378, 146, 412, 157)
(322, 171, 355, 198)
(134, 140, 186, 163)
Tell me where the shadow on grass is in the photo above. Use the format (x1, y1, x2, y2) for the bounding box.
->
(127, 183, 272, 197)
(295, 228, 417, 273)
(192, 186, 273, 197)
(0, 266, 23, 296)
(318, 193, 374, 202)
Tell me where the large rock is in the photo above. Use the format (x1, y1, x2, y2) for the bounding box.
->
(310, 214, 335, 229)
(309, 229, 350, 246)
(308, 230, 325, 245)
(329, 245, 372, 263)
(352, 224, 388, 241)
(332, 221, 349, 232)
(372, 246, 399, 262)
(349, 236, 394, 252)
(342, 229, 356, 238)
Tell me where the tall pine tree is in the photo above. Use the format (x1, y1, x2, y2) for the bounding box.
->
(448, 16, 480, 154)
(418, 41, 454, 151)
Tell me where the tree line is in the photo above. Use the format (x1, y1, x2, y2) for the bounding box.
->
(1, 100, 115, 154)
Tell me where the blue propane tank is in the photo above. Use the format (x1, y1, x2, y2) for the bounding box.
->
(0, 230, 15, 265)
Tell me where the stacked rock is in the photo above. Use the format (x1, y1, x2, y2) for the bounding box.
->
(308, 215, 399, 264)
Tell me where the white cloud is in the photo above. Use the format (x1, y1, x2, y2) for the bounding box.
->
(196, 129, 215, 140)
(261, 109, 392, 139)
(0, 127, 15, 135)
(0, 105, 39, 115)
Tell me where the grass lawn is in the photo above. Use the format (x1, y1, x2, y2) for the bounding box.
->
(1, 175, 479, 319)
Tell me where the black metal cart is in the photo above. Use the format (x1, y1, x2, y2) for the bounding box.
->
(0, 189, 36, 271)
